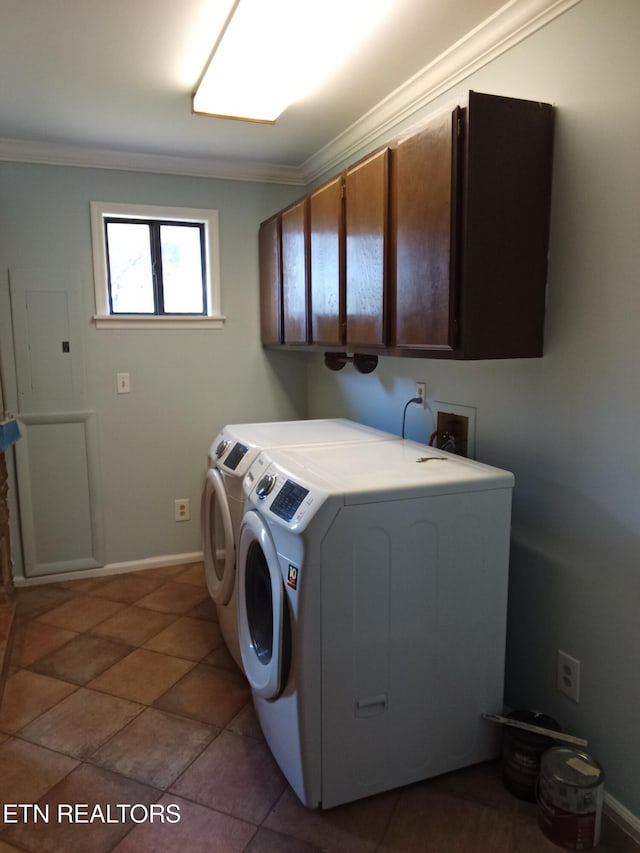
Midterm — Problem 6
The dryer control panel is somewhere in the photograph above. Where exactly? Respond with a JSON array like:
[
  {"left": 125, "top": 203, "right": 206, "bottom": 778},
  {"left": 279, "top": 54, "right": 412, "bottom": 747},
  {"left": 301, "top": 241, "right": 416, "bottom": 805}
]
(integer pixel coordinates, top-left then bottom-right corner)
[
  {"left": 224, "top": 442, "right": 248, "bottom": 471},
  {"left": 212, "top": 436, "right": 261, "bottom": 477},
  {"left": 244, "top": 452, "right": 330, "bottom": 532},
  {"left": 270, "top": 479, "right": 309, "bottom": 522}
]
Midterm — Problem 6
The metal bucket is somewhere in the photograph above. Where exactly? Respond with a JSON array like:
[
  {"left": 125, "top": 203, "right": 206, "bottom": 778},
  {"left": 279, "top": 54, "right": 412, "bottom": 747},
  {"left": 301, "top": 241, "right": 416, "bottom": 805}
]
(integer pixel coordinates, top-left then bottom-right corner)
[
  {"left": 502, "top": 709, "right": 561, "bottom": 801},
  {"left": 537, "top": 747, "right": 604, "bottom": 850}
]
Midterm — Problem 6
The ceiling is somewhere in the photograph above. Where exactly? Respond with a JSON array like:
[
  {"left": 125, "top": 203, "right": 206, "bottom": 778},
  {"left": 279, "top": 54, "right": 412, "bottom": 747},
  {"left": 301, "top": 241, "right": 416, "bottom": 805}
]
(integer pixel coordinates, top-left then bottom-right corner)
[{"left": 0, "top": 0, "right": 570, "bottom": 183}]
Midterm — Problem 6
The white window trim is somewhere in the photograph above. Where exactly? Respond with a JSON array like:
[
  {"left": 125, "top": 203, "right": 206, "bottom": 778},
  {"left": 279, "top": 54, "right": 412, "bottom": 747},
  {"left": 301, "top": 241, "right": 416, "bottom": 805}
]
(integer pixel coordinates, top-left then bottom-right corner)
[{"left": 90, "top": 201, "right": 225, "bottom": 329}]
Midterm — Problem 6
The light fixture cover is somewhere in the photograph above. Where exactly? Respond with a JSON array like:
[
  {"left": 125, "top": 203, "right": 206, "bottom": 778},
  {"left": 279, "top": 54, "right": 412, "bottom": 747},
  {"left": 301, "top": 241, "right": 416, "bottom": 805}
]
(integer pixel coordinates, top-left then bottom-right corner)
[{"left": 192, "top": 0, "right": 393, "bottom": 123}]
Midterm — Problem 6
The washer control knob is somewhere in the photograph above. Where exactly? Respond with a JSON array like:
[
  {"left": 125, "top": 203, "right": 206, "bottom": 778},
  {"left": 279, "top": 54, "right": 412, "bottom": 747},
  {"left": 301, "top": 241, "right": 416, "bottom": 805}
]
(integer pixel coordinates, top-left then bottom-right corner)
[
  {"left": 256, "top": 473, "right": 277, "bottom": 499},
  {"left": 215, "top": 439, "right": 231, "bottom": 459}
]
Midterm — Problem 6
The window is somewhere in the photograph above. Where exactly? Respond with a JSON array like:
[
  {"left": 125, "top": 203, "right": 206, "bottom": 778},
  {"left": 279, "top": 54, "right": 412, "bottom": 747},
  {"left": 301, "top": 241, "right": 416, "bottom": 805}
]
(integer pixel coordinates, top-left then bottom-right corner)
[{"left": 91, "top": 202, "right": 224, "bottom": 328}]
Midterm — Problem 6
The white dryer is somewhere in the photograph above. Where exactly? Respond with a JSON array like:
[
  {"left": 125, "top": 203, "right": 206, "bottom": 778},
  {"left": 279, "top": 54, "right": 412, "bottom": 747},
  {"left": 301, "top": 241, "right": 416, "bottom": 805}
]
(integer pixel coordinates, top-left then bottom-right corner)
[
  {"left": 237, "top": 440, "right": 515, "bottom": 809},
  {"left": 200, "top": 419, "right": 397, "bottom": 670}
]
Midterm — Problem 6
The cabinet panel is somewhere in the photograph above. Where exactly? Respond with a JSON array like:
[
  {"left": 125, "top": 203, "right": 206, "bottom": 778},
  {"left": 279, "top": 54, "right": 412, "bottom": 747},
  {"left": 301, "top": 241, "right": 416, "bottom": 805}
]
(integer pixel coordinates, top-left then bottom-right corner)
[
  {"left": 309, "top": 174, "right": 345, "bottom": 345},
  {"left": 345, "top": 148, "right": 389, "bottom": 348},
  {"left": 258, "top": 215, "right": 282, "bottom": 345},
  {"left": 460, "top": 91, "right": 554, "bottom": 358},
  {"left": 282, "top": 199, "right": 309, "bottom": 344},
  {"left": 391, "top": 110, "right": 458, "bottom": 350}
]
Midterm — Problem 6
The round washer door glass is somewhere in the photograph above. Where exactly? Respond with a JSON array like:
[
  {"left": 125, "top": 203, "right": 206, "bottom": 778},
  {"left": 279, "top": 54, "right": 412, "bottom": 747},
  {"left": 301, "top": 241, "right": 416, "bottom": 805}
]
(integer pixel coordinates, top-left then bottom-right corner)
[
  {"left": 237, "top": 510, "right": 285, "bottom": 699},
  {"left": 201, "top": 467, "right": 235, "bottom": 604}
]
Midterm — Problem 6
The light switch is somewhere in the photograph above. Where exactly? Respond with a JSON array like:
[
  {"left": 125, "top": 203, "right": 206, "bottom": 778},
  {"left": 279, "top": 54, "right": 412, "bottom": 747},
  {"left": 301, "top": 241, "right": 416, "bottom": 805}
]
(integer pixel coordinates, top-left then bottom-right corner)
[{"left": 117, "top": 372, "right": 130, "bottom": 394}]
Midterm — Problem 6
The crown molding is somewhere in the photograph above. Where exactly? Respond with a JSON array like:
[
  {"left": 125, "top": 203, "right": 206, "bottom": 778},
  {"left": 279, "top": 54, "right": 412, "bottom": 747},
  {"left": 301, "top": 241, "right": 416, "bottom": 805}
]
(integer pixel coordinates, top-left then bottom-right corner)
[
  {"left": 0, "top": 137, "right": 306, "bottom": 185},
  {"left": 301, "top": 0, "right": 582, "bottom": 182},
  {"left": 0, "top": 0, "right": 580, "bottom": 186}
]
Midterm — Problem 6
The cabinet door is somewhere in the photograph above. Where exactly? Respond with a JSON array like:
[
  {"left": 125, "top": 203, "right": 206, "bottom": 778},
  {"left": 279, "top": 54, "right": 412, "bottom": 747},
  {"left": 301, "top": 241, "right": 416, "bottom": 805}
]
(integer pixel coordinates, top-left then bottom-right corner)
[
  {"left": 391, "top": 109, "right": 459, "bottom": 350},
  {"left": 345, "top": 148, "right": 389, "bottom": 347},
  {"left": 258, "top": 214, "right": 283, "bottom": 345},
  {"left": 461, "top": 91, "right": 554, "bottom": 358},
  {"left": 281, "top": 199, "right": 309, "bottom": 344},
  {"left": 309, "top": 174, "right": 345, "bottom": 345}
]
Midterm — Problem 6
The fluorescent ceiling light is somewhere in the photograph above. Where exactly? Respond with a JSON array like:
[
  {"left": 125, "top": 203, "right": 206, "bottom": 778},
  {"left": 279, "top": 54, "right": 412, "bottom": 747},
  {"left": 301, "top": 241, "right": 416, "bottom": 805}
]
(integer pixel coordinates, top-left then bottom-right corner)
[{"left": 192, "top": 0, "right": 393, "bottom": 123}]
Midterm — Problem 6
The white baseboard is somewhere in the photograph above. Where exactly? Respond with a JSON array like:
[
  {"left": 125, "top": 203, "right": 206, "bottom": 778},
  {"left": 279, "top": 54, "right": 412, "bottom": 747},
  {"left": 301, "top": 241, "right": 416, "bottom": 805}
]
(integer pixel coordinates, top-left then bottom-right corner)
[
  {"left": 13, "top": 552, "right": 204, "bottom": 587},
  {"left": 605, "top": 792, "right": 640, "bottom": 844}
]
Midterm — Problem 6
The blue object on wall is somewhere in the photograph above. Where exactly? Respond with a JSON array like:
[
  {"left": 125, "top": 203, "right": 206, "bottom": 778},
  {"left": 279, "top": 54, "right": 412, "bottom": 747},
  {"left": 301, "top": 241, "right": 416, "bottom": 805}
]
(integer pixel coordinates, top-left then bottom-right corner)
[{"left": 0, "top": 419, "right": 21, "bottom": 451}]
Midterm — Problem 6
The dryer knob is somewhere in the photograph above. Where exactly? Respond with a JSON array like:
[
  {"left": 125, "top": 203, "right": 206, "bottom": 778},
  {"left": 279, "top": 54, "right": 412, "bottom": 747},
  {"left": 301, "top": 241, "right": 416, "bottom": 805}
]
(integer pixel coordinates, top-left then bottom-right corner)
[
  {"left": 256, "top": 473, "right": 277, "bottom": 499},
  {"left": 215, "top": 439, "right": 231, "bottom": 459}
]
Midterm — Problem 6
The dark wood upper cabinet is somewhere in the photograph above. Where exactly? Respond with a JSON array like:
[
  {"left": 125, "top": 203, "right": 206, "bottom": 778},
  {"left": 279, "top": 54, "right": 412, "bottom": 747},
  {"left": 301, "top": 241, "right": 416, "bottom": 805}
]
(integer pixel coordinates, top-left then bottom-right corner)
[
  {"left": 456, "top": 91, "right": 554, "bottom": 359},
  {"left": 309, "top": 174, "right": 345, "bottom": 345},
  {"left": 345, "top": 148, "right": 389, "bottom": 348},
  {"left": 258, "top": 214, "right": 282, "bottom": 346},
  {"left": 281, "top": 198, "right": 310, "bottom": 345},
  {"left": 390, "top": 109, "right": 458, "bottom": 352},
  {"left": 258, "top": 91, "right": 555, "bottom": 360},
  {"left": 391, "top": 92, "right": 554, "bottom": 358}
]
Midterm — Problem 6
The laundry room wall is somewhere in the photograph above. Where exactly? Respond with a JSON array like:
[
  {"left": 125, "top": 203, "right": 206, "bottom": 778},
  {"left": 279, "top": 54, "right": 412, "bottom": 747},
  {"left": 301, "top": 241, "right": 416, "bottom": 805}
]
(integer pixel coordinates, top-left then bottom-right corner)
[
  {"left": 0, "top": 163, "right": 305, "bottom": 575},
  {"left": 305, "top": 0, "right": 640, "bottom": 830}
]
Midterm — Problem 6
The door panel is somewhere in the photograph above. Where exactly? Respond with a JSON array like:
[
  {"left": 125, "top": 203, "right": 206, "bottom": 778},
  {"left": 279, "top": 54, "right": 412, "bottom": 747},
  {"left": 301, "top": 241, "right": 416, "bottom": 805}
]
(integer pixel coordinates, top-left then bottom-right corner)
[
  {"left": 309, "top": 175, "right": 345, "bottom": 345},
  {"left": 11, "top": 269, "right": 86, "bottom": 413},
  {"left": 345, "top": 148, "right": 389, "bottom": 347},
  {"left": 9, "top": 268, "right": 104, "bottom": 577},
  {"left": 15, "top": 412, "right": 104, "bottom": 575},
  {"left": 281, "top": 200, "right": 309, "bottom": 344},
  {"left": 391, "top": 110, "right": 457, "bottom": 349},
  {"left": 258, "top": 215, "right": 283, "bottom": 345}
]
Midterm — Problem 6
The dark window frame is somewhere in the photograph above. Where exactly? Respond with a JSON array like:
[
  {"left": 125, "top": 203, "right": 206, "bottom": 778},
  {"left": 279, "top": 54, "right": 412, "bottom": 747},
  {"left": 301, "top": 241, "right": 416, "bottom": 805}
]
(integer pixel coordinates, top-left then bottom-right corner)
[{"left": 104, "top": 217, "right": 207, "bottom": 317}]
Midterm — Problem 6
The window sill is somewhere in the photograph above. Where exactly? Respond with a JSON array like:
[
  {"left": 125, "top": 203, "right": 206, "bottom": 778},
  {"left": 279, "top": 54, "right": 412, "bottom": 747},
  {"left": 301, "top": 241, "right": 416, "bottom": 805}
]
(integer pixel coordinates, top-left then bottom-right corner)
[{"left": 93, "top": 314, "right": 226, "bottom": 330}]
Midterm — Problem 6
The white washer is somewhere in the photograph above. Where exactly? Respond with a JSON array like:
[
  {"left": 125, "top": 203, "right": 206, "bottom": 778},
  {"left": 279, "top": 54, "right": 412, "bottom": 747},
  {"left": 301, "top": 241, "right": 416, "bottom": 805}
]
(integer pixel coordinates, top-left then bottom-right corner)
[
  {"left": 200, "top": 419, "right": 397, "bottom": 670},
  {"left": 237, "top": 440, "right": 515, "bottom": 809}
]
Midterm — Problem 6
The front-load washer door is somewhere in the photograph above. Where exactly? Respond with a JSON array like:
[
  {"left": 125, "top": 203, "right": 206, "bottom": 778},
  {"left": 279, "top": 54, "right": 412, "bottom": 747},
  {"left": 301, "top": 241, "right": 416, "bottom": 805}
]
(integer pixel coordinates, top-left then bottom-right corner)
[
  {"left": 201, "top": 468, "right": 235, "bottom": 605},
  {"left": 237, "top": 510, "right": 288, "bottom": 699}
]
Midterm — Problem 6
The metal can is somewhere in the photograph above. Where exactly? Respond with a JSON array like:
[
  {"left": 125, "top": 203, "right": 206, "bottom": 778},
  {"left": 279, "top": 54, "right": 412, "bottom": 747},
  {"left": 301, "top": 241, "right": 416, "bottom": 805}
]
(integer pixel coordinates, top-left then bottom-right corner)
[
  {"left": 537, "top": 747, "right": 604, "bottom": 850},
  {"left": 502, "top": 709, "right": 562, "bottom": 801}
]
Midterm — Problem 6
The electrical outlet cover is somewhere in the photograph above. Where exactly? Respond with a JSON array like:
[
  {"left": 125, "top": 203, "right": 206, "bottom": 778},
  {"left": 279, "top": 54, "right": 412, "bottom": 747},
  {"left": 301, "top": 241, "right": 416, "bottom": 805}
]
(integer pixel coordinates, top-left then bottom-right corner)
[
  {"left": 174, "top": 499, "right": 190, "bottom": 522},
  {"left": 557, "top": 650, "right": 580, "bottom": 703}
]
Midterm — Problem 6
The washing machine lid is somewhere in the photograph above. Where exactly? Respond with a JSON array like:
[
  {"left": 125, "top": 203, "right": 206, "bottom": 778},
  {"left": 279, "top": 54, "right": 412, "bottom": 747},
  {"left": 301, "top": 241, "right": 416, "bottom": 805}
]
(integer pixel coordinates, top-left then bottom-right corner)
[
  {"left": 245, "top": 439, "right": 514, "bottom": 531},
  {"left": 201, "top": 468, "right": 236, "bottom": 604},
  {"left": 210, "top": 419, "right": 397, "bottom": 476}
]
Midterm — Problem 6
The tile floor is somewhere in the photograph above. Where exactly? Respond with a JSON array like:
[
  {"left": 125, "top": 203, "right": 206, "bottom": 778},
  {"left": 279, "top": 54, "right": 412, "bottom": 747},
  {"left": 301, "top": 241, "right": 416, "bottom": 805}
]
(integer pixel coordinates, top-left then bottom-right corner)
[{"left": 0, "top": 562, "right": 637, "bottom": 852}]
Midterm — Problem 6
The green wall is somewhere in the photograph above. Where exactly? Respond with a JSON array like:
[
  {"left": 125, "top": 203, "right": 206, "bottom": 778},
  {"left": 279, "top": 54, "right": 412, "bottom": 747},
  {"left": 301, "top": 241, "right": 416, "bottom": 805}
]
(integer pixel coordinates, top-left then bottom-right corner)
[{"left": 0, "top": 164, "right": 305, "bottom": 567}]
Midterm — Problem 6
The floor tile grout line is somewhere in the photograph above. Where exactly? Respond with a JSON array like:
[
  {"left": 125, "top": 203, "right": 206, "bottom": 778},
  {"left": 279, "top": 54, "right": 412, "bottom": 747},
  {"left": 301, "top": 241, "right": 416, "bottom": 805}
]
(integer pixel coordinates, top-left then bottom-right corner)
[
  {"left": 164, "top": 771, "right": 276, "bottom": 829},
  {"left": 0, "top": 669, "right": 82, "bottom": 738},
  {"left": 16, "top": 606, "right": 224, "bottom": 675},
  {"left": 17, "top": 575, "right": 210, "bottom": 631},
  {"left": 4, "top": 655, "right": 258, "bottom": 783},
  {"left": 7, "top": 698, "right": 239, "bottom": 799},
  {"left": 373, "top": 788, "right": 404, "bottom": 853}
]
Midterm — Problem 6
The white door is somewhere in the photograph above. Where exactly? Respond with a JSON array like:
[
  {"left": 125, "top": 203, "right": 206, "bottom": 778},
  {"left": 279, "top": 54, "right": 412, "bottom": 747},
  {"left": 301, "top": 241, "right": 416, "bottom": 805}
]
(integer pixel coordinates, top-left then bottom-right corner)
[{"left": 9, "top": 268, "right": 104, "bottom": 576}]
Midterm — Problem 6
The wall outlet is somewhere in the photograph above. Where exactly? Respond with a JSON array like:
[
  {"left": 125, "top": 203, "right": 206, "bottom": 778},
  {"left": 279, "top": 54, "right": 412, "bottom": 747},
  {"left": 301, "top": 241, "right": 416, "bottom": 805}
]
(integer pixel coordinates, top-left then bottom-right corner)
[
  {"left": 416, "top": 382, "right": 426, "bottom": 408},
  {"left": 174, "top": 498, "right": 190, "bottom": 522},
  {"left": 557, "top": 649, "right": 581, "bottom": 703}
]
